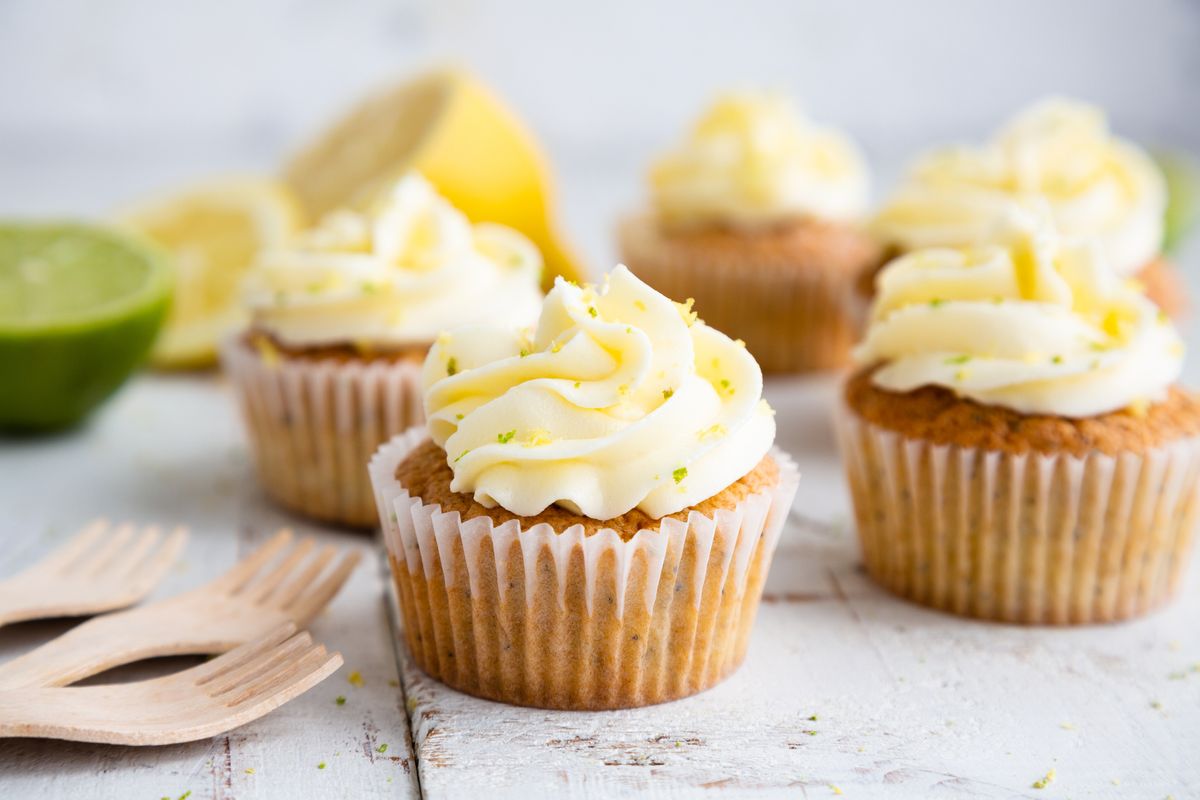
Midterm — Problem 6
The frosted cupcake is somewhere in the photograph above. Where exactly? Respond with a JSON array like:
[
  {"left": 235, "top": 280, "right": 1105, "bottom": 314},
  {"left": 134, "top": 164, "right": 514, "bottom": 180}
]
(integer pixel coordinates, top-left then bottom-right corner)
[
  {"left": 619, "top": 91, "right": 881, "bottom": 373},
  {"left": 369, "top": 265, "right": 797, "bottom": 708},
  {"left": 223, "top": 172, "right": 543, "bottom": 527},
  {"left": 872, "top": 98, "right": 1182, "bottom": 315},
  {"left": 838, "top": 208, "right": 1200, "bottom": 624}
]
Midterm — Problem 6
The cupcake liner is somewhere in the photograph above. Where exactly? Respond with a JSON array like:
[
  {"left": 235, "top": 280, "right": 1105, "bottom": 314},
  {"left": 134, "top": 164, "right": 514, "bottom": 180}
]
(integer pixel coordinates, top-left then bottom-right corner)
[
  {"left": 618, "top": 217, "right": 867, "bottom": 373},
  {"left": 369, "top": 428, "right": 799, "bottom": 709},
  {"left": 222, "top": 338, "right": 425, "bottom": 528},
  {"left": 835, "top": 397, "right": 1200, "bottom": 624}
]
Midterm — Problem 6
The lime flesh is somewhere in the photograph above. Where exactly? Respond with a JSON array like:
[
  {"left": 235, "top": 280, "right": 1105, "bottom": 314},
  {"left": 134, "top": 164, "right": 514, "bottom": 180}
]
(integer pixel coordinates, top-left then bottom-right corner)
[{"left": 0, "top": 223, "right": 172, "bottom": 431}]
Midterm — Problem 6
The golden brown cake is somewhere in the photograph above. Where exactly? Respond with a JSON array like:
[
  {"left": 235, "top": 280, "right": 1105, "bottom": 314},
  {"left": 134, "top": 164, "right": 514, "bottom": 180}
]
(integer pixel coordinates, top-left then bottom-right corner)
[
  {"left": 837, "top": 210, "right": 1200, "bottom": 624},
  {"left": 370, "top": 265, "right": 798, "bottom": 708}
]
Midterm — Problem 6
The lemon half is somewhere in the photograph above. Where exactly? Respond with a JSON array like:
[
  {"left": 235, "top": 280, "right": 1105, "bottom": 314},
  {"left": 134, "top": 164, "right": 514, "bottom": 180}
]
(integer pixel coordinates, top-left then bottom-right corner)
[
  {"left": 283, "top": 68, "right": 587, "bottom": 290},
  {"left": 119, "top": 177, "right": 302, "bottom": 368}
]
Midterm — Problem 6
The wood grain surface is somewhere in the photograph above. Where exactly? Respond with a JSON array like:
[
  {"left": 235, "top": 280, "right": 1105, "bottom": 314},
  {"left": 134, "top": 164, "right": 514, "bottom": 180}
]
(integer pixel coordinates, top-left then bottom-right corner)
[{"left": 0, "top": 373, "right": 1198, "bottom": 799}]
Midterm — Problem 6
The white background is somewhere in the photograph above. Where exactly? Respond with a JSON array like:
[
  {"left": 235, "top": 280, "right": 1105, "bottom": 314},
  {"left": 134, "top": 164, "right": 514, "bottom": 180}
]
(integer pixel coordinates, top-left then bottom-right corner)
[{"left": 2, "top": 0, "right": 1198, "bottom": 264}]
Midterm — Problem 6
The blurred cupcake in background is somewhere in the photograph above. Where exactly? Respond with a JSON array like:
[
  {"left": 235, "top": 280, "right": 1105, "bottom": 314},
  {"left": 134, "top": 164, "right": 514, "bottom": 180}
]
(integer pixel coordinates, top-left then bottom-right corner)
[
  {"left": 871, "top": 98, "right": 1185, "bottom": 316},
  {"left": 619, "top": 91, "right": 882, "bottom": 373},
  {"left": 370, "top": 265, "right": 797, "bottom": 709},
  {"left": 838, "top": 206, "right": 1200, "bottom": 624},
  {"left": 223, "top": 171, "right": 544, "bottom": 527}
]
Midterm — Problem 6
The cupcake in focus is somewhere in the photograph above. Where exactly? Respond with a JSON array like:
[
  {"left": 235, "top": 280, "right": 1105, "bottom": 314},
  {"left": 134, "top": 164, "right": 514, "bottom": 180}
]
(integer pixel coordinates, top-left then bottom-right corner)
[
  {"left": 871, "top": 98, "right": 1184, "bottom": 316},
  {"left": 838, "top": 207, "right": 1200, "bottom": 624},
  {"left": 619, "top": 91, "right": 882, "bottom": 373},
  {"left": 370, "top": 265, "right": 797, "bottom": 708},
  {"left": 223, "top": 172, "right": 543, "bottom": 527}
]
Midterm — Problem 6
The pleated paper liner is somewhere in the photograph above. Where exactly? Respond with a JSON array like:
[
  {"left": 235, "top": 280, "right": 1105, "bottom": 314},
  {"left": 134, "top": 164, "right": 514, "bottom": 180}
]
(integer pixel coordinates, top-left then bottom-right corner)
[
  {"left": 617, "top": 215, "right": 878, "bottom": 374},
  {"left": 835, "top": 398, "right": 1200, "bottom": 624},
  {"left": 369, "top": 428, "right": 799, "bottom": 709},
  {"left": 222, "top": 337, "right": 425, "bottom": 528}
]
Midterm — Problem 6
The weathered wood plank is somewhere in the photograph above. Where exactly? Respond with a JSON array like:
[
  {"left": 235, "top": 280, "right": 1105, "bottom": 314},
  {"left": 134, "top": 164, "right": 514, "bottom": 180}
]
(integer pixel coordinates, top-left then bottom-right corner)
[{"left": 0, "top": 377, "right": 420, "bottom": 800}]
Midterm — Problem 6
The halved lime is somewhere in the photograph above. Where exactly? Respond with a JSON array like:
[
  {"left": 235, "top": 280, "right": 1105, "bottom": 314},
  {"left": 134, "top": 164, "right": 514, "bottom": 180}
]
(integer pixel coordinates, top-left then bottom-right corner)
[{"left": 0, "top": 222, "right": 173, "bottom": 431}]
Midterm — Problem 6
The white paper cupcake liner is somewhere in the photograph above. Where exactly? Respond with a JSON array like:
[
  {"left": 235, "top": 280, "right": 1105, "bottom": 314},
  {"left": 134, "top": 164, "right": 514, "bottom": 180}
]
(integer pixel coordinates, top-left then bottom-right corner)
[
  {"left": 835, "top": 397, "right": 1200, "bottom": 624},
  {"left": 222, "top": 337, "right": 425, "bottom": 528},
  {"left": 369, "top": 427, "right": 799, "bottom": 709}
]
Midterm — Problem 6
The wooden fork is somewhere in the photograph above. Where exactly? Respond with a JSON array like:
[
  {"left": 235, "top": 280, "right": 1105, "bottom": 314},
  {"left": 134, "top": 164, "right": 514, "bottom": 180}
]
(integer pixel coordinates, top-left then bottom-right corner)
[
  {"left": 0, "top": 623, "right": 342, "bottom": 745},
  {"left": 0, "top": 520, "right": 187, "bottom": 627},
  {"left": 0, "top": 529, "right": 360, "bottom": 690}
]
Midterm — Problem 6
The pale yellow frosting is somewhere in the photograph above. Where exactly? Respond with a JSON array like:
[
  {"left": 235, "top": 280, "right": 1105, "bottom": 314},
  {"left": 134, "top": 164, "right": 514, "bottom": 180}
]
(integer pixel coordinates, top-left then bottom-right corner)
[
  {"left": 422, "top": 265, "right": 777, "bottom": 520},
  {"left": 857, "top": 207, "right": 1183, "bottom": 417},
  {"left": 649, "top": 91, "right": 869, "bottom": 228},
  {"left": 874, "top": 98, "right": 1166, "bottom": 277},
  {"left": 243, "top": 172, "right": 543, "bottom": 347}
]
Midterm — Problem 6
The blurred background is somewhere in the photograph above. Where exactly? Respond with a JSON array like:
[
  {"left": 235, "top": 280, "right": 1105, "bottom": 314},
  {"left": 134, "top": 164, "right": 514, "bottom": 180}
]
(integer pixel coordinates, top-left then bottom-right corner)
[{"left": 2, "top": 0, "right": 1198, "bottom": 264}]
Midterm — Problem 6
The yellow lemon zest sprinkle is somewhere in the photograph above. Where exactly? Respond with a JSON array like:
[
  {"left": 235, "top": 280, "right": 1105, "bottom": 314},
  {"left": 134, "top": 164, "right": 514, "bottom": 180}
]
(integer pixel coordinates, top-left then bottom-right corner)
[
  {"left": 524, "top": 429, "right": 553, "bottom": 447},
  {"left": 254, "top": 336, "right": 280, "bottom": 368}
]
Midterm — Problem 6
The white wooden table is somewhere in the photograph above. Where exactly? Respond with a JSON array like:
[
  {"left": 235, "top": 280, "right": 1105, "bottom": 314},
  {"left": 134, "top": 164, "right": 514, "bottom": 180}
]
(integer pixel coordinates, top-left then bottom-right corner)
[{"left": 2, "top": 369, "right": 1199, "bottom": 799}]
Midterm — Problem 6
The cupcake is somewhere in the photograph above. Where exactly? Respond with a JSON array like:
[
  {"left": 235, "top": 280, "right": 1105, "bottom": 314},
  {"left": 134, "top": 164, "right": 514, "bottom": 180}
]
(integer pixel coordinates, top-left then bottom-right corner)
[
  {"left": 223, "top": 172, "right": 544, "bottom": 527},
  {"left": 369, "top": 265, "right": 797, "bottom": 708},
  {"left": 838, "top": 207, "right": 1200, "bottom": 624},
  {"left": 618, "top": 91, "right": 882, "bottom": 373},
  {"left": 871, "top": 98, "right": 1183, "bottom": 316}
]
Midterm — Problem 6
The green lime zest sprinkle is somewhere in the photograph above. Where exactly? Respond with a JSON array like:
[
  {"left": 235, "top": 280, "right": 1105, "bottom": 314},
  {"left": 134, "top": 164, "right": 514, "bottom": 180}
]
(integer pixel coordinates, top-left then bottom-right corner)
[
  {"left": 519, "top": 348, "right": 530, "bottom": 357},
  {"left": 808, "top": 714, "right": 819, "bottom": 721},
  {"left": 930, "top": 298, "right": 946, "bottom": 308},
  {"left": 361, "top": 282, "right": 378, "bottom": 294},
  {"left": 944, "top": 354, "right": 971, "bottom": 365},
  {"left": 573, "top": 381, "right": 581, "bottom": 388},
  {"left": 673, "top": 467, "right": 688, "bottom": 484},
  {"left": 335, "top": 695, "right": 346, "bottom": 706},
  {"left": 588, "top": 306, "right": 598, "bottom": 317},
  {"left": 454, "top": 449, "right": 470, "bottom": 463},
  {"left": 377, "top": 743, "right": 389, "bottom": 753},
  {"left": 446, "top": 357, "right": 458, "bottom": 376},
  {"left": 455, "top": 413, "right": 463, "bottom": 420},
  {"left": 178, "top": 793, "right": 192, "bottom": 800},
  {"left": 1052, "top": 355, "right": 1064, "bottom": 364},
  {"left": 497, "top": 430, "right": 516, "bottom": 444},
  {"left": 317, "top": 762, "right": 326, "bottom": 770},
  {"left": 662, "top": 388, "right": 674, "bottom": 400}
]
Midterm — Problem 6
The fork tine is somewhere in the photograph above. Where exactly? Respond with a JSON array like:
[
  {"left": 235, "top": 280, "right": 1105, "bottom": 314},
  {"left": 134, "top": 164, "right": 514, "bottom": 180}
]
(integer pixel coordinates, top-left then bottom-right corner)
[
  {"left": 205, "top": 632, "right": 316, "bottom": 697},
  {"left": 123, "top": 526, "right": 187, "bottom": 590},
  {"left": 286, "top": 549, "right": 362, "bottom": 625},
  {"left": 213, "top": 529, "right": 294, "bottom": 593},
  {"left": 109, "top": 525, "right": 161, "bottom": 576},
  {"left": 193, "top": 622, "right": 299, "bottom": 684},
  {"left": 243, "top": 538, "right": 317, "bottom": 602},
  {"left": 267, "top": 545, "right": 336, "bottom": 608},
  {"left": 38, "top": 519, "right": 110, "bottom": 572},
  {"left": 80, "top": 522, "right": 137, "bottom": 574},
  {"left": 222, "top": 643, "right": 336, "bottom": 708}
]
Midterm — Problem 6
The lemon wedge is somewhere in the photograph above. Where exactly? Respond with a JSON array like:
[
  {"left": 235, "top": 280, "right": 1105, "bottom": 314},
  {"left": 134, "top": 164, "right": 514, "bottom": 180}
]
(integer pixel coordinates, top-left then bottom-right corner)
[
  {"left": 283, "top": 68, "right": 587, "bottom": 290},
  {"left": 118, "top": 177, "right": 302, "bottom": 368}
]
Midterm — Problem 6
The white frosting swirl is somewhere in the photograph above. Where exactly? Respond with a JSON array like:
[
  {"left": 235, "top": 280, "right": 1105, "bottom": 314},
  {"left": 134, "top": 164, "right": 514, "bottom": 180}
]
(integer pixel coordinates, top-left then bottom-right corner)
[
  {"left": 649, "top": 91, "right": 869, "bottom": 228},
  {"left": 856, "top": 208, "right": 1183, "bottom": 417},
  {"left": 422, "top": 265, "right": 777, "bottom": 520},
  {"left": 243, "top": 172, "right": 543, "bottom": 347},
  {"left": 873, "top": 98, "right": 1167, "bottom": 277}
]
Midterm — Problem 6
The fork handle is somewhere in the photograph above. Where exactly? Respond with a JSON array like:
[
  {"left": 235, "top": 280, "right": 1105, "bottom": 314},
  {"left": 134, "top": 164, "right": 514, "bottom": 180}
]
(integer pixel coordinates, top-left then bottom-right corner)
[{"left": 0, "top": 606, "right": 226, "bottom": 690}]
